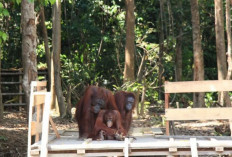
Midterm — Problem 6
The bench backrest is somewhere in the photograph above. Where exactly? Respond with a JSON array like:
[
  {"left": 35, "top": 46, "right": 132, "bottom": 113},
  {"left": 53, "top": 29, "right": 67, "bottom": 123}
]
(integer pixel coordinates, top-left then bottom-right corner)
[
  {"left": 164, "top": 80, "right": 232, "bottom": 136},
  {"left": 165, "top": 80, "right": 232, "bottom": 93}
]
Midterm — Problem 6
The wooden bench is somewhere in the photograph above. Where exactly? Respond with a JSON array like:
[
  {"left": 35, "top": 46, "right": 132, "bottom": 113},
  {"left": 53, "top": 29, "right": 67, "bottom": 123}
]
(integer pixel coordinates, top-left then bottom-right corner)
[{"left": 164, "top": 80, "right": 232, "bottom": 136}]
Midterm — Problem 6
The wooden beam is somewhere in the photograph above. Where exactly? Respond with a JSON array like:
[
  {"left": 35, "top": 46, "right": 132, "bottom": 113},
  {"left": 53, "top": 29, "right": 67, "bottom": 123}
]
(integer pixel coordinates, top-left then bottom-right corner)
[
  {"left": 165, "top": 80, "right": 232, "bottom": 93},
  {"left": 165, "top": 108, "right": 232, "bottom": 120},
  {"left": 190, "top": 138, "right": 198, "bottom": 157},
  {"left": 34, "top": 95, "right": 45, "bottom": 106},
  {"left": 31, "top": 121, "right": 42, "bottom": 135}
]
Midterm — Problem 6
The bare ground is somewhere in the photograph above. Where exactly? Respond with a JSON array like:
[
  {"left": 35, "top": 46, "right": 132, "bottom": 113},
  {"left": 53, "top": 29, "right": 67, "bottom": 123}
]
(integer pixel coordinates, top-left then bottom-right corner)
[{"left": 0, "top": 111, "right": 229, "bottom": 157}]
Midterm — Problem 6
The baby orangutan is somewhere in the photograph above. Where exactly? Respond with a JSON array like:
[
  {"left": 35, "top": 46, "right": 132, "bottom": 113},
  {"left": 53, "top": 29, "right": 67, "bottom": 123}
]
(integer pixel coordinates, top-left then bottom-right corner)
[{"left": 88, "top": 110, "right": 126, "bottom": 141}]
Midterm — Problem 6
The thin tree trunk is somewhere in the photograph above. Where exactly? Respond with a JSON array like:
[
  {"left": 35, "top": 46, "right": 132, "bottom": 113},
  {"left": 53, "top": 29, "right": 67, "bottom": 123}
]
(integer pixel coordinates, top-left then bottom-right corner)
[
  {"left": 21, "top": 0, "right": 38, "bottom": 115},
  {"left": 190, "top": 0, "right": 205, "bottom": 107},
  {"left": 215, "top": 0, "right": 231, "bottom": 106},
  {"left": 40, "top": 5, "right": 51, "bottom": 91},
  {"left": 52, "top": 0, "right": 66, "bottom": 117},
  {"left": 124, "top": 0, "right": 135, "bottom": 82},
  {"left": 0, "top": 47, "right": 3, "bottom": 120},
  {"left": 158, "top": 0, "right": 164, "bottom": 100},
  {"left": 226, "top": 0, "right": 232, "bottom": 82},
  {"left": 175, "top": 0, "right": 183, "bottom": 81},
  {"left": 140, "top": 83, "right": 146, "bottom": 117},
  {"left": 66, "top": 84, "right": 72, "bottom": 117}
]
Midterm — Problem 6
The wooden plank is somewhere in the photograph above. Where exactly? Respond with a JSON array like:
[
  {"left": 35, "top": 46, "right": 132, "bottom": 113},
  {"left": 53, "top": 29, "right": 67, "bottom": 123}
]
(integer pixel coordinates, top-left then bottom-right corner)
[
  {"left": 49, "top": 117, "right": 60, "bottom": 139},
  {"left": 131, "top": 127, "right": 163, "bottom": 136},
  {"left": 165, "top": 108, "right": 232, "bottom": 120},
  {"left": 31, "top": 81, "right": 47, "bottom": 87},
  {"left": 34, "top": 95, "right": 45, "bottom": 106},
  {"left": 190, "top": 138, "right": 198, "bottom": 157},
  {"left": 4, "top": 103, "right": 26, "bottom": 106},
  {"left": 31, "top": 121, "right": 42, "bottom": 135},
  {"left": 229, "top": 119, "right": 232, "bottom": 137},
  {"left": 40, "top": 92, "right": 51, "bottom": 157},
  {"left": 165, "top": 80, "right": 232, "bottom": 93},
  {"left": 124, "top": 138, "right": 129, "bottom": 157},
  {"left": 0, "top": 82, "right": 22, "bottom": 84},
  {"left": 2, "top": 93, "right": 24, "bottom": 96}
]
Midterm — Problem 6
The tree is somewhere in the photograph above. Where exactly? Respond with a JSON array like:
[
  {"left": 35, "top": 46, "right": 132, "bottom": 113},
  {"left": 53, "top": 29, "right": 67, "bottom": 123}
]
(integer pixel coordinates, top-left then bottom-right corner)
[
  {"left": 190, "top": 0, "right": 205, "bottom": 107},
  {"left": 158, "top": 0, "right": 164, "bottom": 100},
  {"left": 21, "top": 0, "right": 38, "bottom": 113},
  {"left": 214, "top": 0, "right": 231, "bottom": 106},
  {"left": 226, "top": 0, "right": 232, "bottom": 80},
  {"left": 0, "top": 47, "right": 2, "bottom": 120},
  {"left": 52, "top": 0, "right": 66, "bottom": 117},
  {"left": 175, "top": 0, "right": 183, "bottom": 81},
  {"left": 123, "top": 0, "right": 135, "bottom": 82},
  {"left": 0, "top": 2, "right": 9, "bottom": 120}
]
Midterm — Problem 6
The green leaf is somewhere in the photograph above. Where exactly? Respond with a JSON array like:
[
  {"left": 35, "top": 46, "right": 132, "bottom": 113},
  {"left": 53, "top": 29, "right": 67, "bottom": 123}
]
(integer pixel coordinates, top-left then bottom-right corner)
[
  {"left": 16, "top": 0, "right": 21, "bottom": 5},
  {"left": 0, "top": 3, "right": 3, "bottom": 9},
  {"left": 3, "top": 9, "right": 9, "bottom": 16},
  {"left": 2, "top": 33, "right": 8, "bottom": 41},
  {"left": 49, "top": 0, "right": 56, "bottom": 5}
]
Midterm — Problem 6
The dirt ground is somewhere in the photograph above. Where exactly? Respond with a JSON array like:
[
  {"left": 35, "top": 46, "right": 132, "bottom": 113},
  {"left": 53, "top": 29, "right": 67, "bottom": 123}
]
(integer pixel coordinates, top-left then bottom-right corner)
[{"left": 0, "top": 110, "right": 229, "bottom": 157}]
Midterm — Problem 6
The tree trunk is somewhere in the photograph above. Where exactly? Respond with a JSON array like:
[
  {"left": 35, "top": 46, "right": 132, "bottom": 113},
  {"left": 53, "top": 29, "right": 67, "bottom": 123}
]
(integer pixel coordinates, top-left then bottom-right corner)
[
  {"left": 123, "top": 0, "right": 135, "bottom": 82},
  {"left": 66, "top": 84, "right": 72, "bottom": 117},
  {"left": 175, "top": 0, "right": 183, "bottom": 81},
  {"left": 190, "top": 0, "right": 205, "bottom": 107},
  {"left": 140, "top": 83, "right": 146, "bottom": 117},
  {"left": 21, "top": 0, "right": 38, "bottom": 115},
  {"left": 40, "top": 5, "right": 51, "bottom": 91},
  {"left": 158, "top": 0, "right": 164, "bottom": 100},
  {"left": 215, "top": 0, "right": 231, "bottom": 106},
  {"left": 0, "top": 47, "right": 3, "bottom": 120},
  {"left": 52, "top": 0, "right": 66, "bottom": 117},
  {"left": 226, "top": 0, "right": 232, "bottom": 82}
]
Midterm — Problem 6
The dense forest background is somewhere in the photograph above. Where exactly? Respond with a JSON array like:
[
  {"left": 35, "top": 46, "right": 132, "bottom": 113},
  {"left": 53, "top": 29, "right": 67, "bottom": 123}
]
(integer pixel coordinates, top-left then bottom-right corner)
[{"left": 0, "top": 0, "right": 231, "bottom": 117}]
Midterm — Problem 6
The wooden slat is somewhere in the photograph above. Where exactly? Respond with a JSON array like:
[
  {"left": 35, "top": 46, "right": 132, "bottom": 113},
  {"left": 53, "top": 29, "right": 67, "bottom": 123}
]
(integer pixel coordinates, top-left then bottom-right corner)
[
  {"left": 165, "top": 80, "right": 232, "bottom": 93},
  {"left": 4, "top": 103, "right": 26, "bottom": 106},
  {"left": 49, "top": 117, "right": 60, "bottom": 139},
  {"left": 34, "top": 95, "right": 45, "bottom": 106},
  {"left": 0, "top": 82, "right": 22, "bottom": 84},
  {"left": 2, "top": 93, "right": 24, "bottom": 96},
  {"left": 31, "top": 121, "right": 42, "bottom": 135},
  {"left": 165, "top": 108, "right": 232, "bottom": 120},
  {"left": 31, "top": 81, "right": 47, "bottom": 88},
  {"left": 190, "top": 138, "right": 198, "bottom": 157},
  {"left": 40, "top": 92, "right": 52, "bottom": 157}
]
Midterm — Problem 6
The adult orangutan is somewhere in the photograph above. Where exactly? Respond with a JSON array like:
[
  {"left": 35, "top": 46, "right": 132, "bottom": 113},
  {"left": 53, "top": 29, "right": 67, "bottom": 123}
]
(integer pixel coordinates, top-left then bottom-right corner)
[
  {"left": 75, "top": 86, "right": 118, "bottom": 139},
  {"left": 88, "top": 110, "right": 126, "bottom": 141},
  {"left": 114, "top": 91, "right": 135, "bottom": 134}
]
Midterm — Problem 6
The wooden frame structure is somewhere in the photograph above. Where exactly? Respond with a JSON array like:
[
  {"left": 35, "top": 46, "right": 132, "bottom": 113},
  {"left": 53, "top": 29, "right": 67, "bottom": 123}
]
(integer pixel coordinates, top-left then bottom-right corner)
[
  {"left": 1, "top": 69, "right": 47, "bottom": 107},
  {"left": 28, "top": 80, "right": 232, "bottom": 157},
  {"left": 28, "top": 81, "right": 59, "bottom": 157},
  {"left": 165, "top": 80, "right": 232, "bottom": 135}
]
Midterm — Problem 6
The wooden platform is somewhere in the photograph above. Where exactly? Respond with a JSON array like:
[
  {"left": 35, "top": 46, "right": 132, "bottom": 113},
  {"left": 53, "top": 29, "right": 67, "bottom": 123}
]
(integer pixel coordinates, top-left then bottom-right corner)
[{"left": 30, "top": 130, "right": 232, "bottom": 157}]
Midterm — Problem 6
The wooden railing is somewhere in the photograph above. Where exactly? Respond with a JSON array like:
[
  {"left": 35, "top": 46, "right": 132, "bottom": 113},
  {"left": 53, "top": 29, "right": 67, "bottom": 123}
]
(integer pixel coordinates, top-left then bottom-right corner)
[
  {"left": 164, "top": 80, "right": 232, "bottom": 136},
  {"left": 0, "top": 69, "right": 47, "bottom": 107}
]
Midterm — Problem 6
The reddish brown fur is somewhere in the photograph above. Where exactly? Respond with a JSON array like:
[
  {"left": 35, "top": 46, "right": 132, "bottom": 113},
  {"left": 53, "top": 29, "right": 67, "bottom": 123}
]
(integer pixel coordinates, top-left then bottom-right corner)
[
  {"left": 88, "top": 110, "right": 126, "bottom": 140},
  {"left": 114, "top": 91, "right": 136, "bottom": 134},
  {"left": 75, "top": 86, "right": 118, "bottom": 138}
]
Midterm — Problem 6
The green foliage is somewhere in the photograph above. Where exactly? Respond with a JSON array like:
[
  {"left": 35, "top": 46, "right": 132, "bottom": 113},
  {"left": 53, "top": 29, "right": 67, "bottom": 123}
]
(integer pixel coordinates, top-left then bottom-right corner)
[
  {"left": 0, "top": 2, "right": 9, "bottom": 44},
  {"left": 0, "top": 0, "right": 224, "bottom": 114}
]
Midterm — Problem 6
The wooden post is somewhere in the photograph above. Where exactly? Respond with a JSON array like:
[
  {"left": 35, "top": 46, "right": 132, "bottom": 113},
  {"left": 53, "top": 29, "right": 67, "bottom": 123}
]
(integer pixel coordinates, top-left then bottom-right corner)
[
  {"left": 165, "top": 93, "right": 170, "bottom": 135},
  {"left": 124, "top": 138, "right": 129, "bottom": 157},
  {"left": 229, "top": 119, "right": 232, "bottom": 137},
  {"left": 190, "top": 138, "right": 198, "bottom": 157}
]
